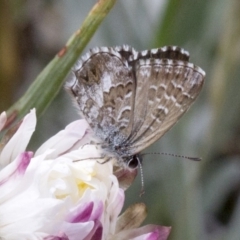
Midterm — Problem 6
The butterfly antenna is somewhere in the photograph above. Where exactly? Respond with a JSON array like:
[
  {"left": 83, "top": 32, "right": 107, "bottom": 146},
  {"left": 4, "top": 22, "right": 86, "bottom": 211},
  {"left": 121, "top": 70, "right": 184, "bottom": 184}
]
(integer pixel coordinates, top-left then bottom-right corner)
[
  {"left": 142, "top": 152, "right": 201, "bottom": 161},
  {"left": 137, "top": 158, "right": 145, "bottom": 197}
]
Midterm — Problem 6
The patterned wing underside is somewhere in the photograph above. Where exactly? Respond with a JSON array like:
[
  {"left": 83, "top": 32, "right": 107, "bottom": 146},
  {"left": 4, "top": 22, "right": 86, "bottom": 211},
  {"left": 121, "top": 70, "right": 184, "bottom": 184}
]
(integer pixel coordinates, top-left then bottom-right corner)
[
  {"left": 67, "top": 45, "right": 205, "bottom": 158},
  {"left": 127, "top": 57, "right": 204, "bottom": 154},
  {"left": 68, "top": 47, "right": 136, "bottom": 143}
]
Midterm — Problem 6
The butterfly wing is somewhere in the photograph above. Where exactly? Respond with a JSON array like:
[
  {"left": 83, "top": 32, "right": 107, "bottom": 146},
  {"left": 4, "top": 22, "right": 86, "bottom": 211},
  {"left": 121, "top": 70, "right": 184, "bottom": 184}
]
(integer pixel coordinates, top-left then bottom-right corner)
[
  {"left": 66, "top": 46, "right": 137, "bottom": 144},
  {"left": 126, "top": 48, "right": 205, "bottom": 154},
  {"left": 66, "top": 45, "right": 205, "bottom": 157}
]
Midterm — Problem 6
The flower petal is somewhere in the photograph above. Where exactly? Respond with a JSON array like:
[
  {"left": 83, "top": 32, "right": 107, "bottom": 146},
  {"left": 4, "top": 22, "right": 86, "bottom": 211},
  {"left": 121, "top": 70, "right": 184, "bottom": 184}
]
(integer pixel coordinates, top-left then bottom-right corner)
[
  {"left": 57, "top": 220, "right": 97, "bottom": 240},
  {"left": 0, "top": 151, "right": 33, "bottom": 186},
  {"left": 0, "top": 109, "right": 36, "bottom": 167},
  {"left": 85, "top": 220, "right": 103, "bottom": 240},
  {"left": 0, "top": 110, "right": 166, "bottom": 240},
  {"left": 116, "top": 203, "right": 147, "bottom": 233},
  {"left": 104, "top": 177, "right": 124, "bottom": 236},
  {"left": 112, "top": 225, "right": 171, "bottom": 240},
  {"left": 114, "top": 165, "right": 138, "bottom": 190},
  {"left": 44, "top": 232, "right": 69, "bottom": 240},
  {"left": 0, "top": 111, "right": 7, "bottom": 131},
  {"left": 35, "top": 120, "right": 93, "bottom": 159},
  {"left": 66, "top": 201, "right": 103, "bottom": 223}
]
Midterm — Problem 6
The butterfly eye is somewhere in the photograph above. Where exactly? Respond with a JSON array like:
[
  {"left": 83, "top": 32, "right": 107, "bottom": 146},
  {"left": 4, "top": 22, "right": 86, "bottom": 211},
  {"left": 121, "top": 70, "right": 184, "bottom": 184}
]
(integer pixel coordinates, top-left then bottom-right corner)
[{"left": 127, "top": 155, "right": 142, "bottom": 169}]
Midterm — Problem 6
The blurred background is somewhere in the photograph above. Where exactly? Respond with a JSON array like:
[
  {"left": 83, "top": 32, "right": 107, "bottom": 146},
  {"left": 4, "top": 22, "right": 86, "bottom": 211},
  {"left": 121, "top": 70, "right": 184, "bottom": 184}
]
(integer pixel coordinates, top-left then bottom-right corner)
[{"left": 1, "top": 0, "right": 240, "bottom": 239}]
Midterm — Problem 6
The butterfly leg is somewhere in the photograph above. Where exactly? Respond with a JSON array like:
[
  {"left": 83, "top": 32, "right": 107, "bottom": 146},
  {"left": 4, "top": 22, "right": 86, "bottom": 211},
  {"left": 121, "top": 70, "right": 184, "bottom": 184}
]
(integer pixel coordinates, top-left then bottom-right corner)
[{"left": 97, "top": 156, "right": 112, "bottom": 164}]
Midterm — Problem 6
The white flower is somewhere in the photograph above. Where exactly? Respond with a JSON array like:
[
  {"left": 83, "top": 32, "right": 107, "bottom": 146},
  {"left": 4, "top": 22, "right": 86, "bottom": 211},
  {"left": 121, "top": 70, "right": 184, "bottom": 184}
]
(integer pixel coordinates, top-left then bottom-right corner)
[{"left": 0, "top": 110, "right": 171, "bottom": 240}]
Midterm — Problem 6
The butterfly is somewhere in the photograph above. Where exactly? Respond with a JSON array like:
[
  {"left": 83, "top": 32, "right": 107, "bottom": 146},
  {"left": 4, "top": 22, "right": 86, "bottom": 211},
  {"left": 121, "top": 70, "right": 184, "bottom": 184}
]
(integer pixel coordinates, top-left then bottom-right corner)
[{"left": 66, "top": 45, "right": 205, "bottom": 169}]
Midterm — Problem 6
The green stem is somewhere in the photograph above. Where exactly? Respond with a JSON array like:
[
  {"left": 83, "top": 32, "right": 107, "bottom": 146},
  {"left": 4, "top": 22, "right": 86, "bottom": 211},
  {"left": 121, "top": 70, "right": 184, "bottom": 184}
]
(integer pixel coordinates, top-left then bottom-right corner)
[{"left": 6, "top": 0, "right": 116, "bottom": 127}]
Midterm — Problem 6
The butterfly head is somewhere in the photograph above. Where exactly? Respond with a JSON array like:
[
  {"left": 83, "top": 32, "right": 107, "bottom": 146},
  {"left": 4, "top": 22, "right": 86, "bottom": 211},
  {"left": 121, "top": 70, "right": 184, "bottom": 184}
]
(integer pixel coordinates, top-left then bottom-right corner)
[{"left": 122, "top": 154, "right": 142, "bottom": 169}]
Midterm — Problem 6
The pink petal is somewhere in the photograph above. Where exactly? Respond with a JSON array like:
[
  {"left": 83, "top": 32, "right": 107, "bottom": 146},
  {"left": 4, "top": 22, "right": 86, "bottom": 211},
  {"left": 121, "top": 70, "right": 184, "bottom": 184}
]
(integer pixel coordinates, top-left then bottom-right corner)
[
  {"left": 69, "top": 202, "right": 94, "bottom": 223},
  {"left": 67, "top": 201, "right": 103, "bottom": 223},
  {"left": 113, "top": 225, "right": 171, "bottom": 240},
  {"left": 0, "top": 109, "right": 36, "bottom": 167},
  {"left": 56, "top": 220, "right": 103, "bottom": 240},
  {"left": 0, "top": 151, "right": 33, "bottom": 185},
  {"left": 89, "top": 201, "right": 103, "bottom": 222},
  {"left": 56, "top": 201, "right": 104, "bottom": 239},
  {"left": 85, "top": 220, "right": 102, "bottom": 240},
  {"left": 44, "top": 232, "right": 69, "bottom": 240},
  {"left": 57, "top": 221, "right": 95, "bottom": 240},
  {"left": 135, "top": 225, "right": 172, "bottom": 240}
]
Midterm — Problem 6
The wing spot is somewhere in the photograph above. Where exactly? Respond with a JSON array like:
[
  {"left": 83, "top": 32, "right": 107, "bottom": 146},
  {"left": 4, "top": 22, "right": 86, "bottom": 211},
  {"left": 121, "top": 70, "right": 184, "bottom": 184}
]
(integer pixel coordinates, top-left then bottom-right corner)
[
  {"left": 164, "top": 93, "right": 170, "bottom": 100},
  {"left": 148, "top": 87, "right": 157, "bottom": 103},
  {"left": 117, "top": 107, "right": 131, "bottom": 121},
  {"left": 156, "top": 85, "right": 166, "bottom": 100}
]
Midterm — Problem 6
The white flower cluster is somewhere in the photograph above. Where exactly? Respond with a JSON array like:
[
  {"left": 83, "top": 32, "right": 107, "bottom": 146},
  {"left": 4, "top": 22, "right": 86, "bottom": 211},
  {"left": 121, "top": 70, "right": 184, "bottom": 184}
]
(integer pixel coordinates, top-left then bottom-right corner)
[{"left": 0, "top": 110, "right": 170, "bottom": 240}]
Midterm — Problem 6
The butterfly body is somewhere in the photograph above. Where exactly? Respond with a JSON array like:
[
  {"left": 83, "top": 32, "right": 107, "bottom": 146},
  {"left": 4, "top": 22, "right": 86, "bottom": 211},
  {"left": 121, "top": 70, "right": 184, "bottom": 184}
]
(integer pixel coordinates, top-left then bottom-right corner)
[{"left": 66, "top": 45, "right": 205, "bottom": 168}]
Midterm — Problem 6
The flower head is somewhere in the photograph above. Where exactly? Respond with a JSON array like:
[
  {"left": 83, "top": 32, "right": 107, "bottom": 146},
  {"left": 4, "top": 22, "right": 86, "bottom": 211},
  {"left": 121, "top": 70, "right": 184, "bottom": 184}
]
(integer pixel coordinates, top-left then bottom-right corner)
[{"left": 0, "top": 110, "right": 171, "bottom": 240}]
